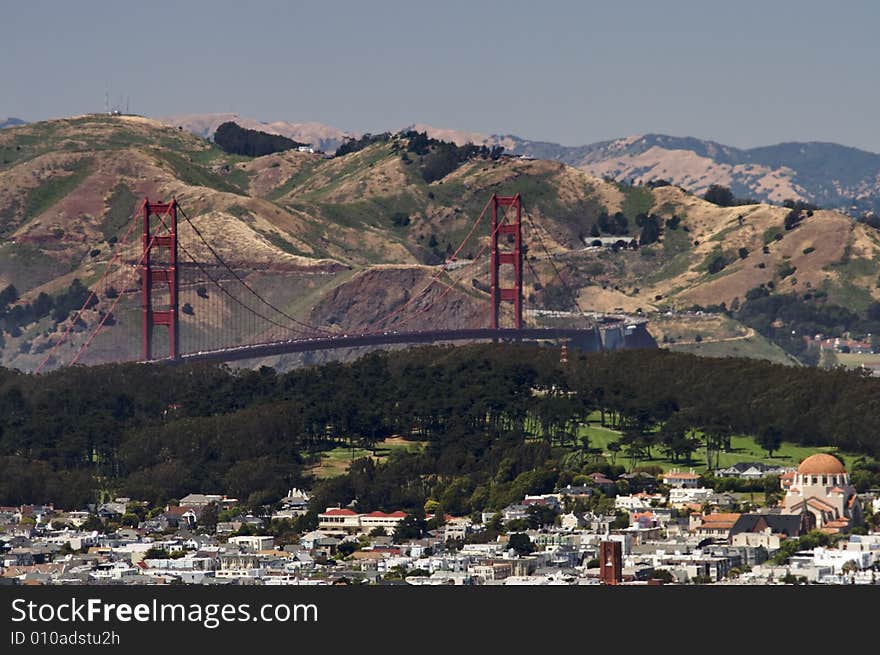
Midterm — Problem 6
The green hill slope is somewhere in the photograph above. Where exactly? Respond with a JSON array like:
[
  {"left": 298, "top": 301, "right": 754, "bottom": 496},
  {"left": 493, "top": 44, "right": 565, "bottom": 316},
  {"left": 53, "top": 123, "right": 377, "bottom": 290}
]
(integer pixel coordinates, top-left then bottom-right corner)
[{"left": 2, "top": 116, "right": 880, "bottom": 370}]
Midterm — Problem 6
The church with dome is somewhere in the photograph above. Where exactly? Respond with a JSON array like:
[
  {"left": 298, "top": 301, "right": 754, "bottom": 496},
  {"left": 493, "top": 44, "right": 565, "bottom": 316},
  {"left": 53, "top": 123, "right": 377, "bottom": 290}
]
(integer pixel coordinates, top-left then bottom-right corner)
[{"left": 782, "top": 453, "right": 862, "bottom": 533}]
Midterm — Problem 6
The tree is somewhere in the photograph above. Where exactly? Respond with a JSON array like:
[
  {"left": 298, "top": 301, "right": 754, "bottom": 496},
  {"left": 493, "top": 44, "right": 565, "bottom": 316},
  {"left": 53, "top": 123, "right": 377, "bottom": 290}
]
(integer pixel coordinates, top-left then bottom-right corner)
[
  {"left": 651, "top": 569, "right": 674, "bottom": 583},
  {"left": 756, "top": 425, "right": 783, "bottom": 458},
  {"left": 393, "top": 509, "right": 427, "bottom": 542},
  {"left": 120, "top": 513, "right": 140, "bottom": 528},
  {"left": 841, "top": 560, "right": 859, "bottom": 574},
  {"left": 144, "top": 547, "right": 170, "bottom": 559},
  {"left": 703, "top": 185, "right": 735, "bottom": 207},
  {"left": 0, "top": 284, "right": 19, "bottom": 308},
  {"left": 607, "top": 441, "right": 621, "bottom": 465},
  {"left": 526, "top": 503, "right": 558, "bottom": 528},
  {"left": 337, "top": 541, "right": 360, "bottom": 558},
  {"left": 638, "top": 214, "right": 662, "bottom": 246},
  {"left": 80, "top": 514, "right": 104, "bottom": 532},
  {"left": 199, "top": 502, "right": 219, "bottom": 533},
  {"left": 507, "top": 532, "right": 535, "bottom": 556},
  {"left": 707, "top": 253, "right": 728, "bottom": 275}
]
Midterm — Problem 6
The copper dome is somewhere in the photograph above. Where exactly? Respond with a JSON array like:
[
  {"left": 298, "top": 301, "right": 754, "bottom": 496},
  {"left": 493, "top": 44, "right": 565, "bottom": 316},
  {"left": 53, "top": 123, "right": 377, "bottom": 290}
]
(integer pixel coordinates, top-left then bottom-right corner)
[{"left": 797, "top": 453, "right": 846, "bottom": 475}]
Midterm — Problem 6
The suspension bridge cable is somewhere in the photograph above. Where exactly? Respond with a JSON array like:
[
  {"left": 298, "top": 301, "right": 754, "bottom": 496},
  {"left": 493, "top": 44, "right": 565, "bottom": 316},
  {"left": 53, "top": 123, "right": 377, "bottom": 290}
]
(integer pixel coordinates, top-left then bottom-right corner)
[
  {"left": 69, "top": 208, "right": 312, "bottom": 366},
  {"left": 147, "top": 208, "right": 317, "bottom": 340},
  {"left": 35, "top": 212, "right": 142, "bottom": 373},
  {"left": 176, "top": 205, "right": 333, "bottom": 336},
  {"left": 523, "top": 209, "right": 585, "bottom": 314},
  {"left": 175, "top": 240, "right": 315, "bottom": 338},
  {"left": 370, "top": 200, "right": 516, "bottom": 333},
  {"left": 362, "top": 195, "right": 495, "bottom": 330},
  {"left": 67, "top": 233, "right": 161, "bottom": 366}
]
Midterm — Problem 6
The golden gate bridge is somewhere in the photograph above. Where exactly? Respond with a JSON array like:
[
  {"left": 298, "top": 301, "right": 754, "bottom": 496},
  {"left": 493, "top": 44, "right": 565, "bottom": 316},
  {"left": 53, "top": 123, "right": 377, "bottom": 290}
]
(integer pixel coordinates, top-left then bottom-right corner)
[{"left": 35, "top": 193, "right": 655, "bottom": 372}]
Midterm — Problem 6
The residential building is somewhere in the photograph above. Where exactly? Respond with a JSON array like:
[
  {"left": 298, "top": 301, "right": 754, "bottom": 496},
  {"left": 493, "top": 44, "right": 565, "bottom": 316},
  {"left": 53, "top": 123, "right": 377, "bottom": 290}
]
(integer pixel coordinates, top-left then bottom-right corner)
[
  {"left": 689, "top": 513, "right": 741, "bottom": 541},
  {"left": 729, "top": 513, "right": 809, "bottom": 550},
  {"left": 359, "top": 511, "right": 407, "bottom": 535},
  {"left": 669, "top": 487, "right": 715, "bottom": 506},
  {"left": 178, "top": 494, "right": 224, "bottom": 508},
  {"left": 662, "top": 470, "right": 701, "bottom": 488},
  {"left": 317, "top": 508, "right": 362, "bottom": 533},
  {"left": 715, "top": 462, "right": 792, "bottom": 479},
  {"left": 228, "top": 535, "right": 274, "bottom": 552},
  {"left": 615, "top": 492, "right": 664, "bottom": 510}
]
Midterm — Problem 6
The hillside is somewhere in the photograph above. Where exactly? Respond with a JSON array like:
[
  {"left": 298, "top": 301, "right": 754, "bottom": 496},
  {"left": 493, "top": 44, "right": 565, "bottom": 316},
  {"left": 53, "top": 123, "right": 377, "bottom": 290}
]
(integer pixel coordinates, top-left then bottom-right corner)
[
  {"left": 404, "top": 125, "right": 880, "bottom": 217},
  {"left": 2, "top": 114, "right": 880, "bottom": 371},
  {"left": 168, "top": 115, "right": 880, "bottom": 217}
]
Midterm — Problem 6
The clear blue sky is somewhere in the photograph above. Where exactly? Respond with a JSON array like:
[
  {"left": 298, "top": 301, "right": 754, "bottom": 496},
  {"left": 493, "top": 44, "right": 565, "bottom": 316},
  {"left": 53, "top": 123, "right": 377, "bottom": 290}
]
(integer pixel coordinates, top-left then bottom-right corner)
[{"left": 3, "top": 0, "right": 879, "bottom": 150}]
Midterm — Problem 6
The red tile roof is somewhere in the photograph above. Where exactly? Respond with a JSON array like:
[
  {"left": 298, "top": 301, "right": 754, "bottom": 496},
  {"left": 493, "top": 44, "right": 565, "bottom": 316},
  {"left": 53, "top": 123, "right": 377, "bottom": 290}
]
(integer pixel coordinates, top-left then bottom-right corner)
[
  {"left": 320, "top": 508, "right": 358, "bottom": 516},
  {"left": 362, "top": 511, "right": 406, "bottom": 519}
]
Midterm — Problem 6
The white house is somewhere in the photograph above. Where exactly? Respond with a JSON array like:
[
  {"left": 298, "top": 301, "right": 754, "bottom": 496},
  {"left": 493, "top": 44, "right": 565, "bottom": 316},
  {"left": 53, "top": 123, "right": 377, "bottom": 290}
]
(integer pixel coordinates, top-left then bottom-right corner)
[
  {"left": 559, "top": 513, "right": 586, "bottom": 531},
  {"left": 228, "top": 535, "right": 274, "bottom": 552},
  {"left": 790, "top": 547, "right": 872, "bottom": 574},
  {"left": 317, "top": 508, "right": 362, "bottom": 533},
  {"left": 614, "top": 493, "right": 664, "bottom": 510},
  {"left": 662, "top": 470, "right": 701, "bottom": 488},
  {"left": 178, "top": 493, "right": 224, "bottom": 508},
  {"left": 668, "top": 487, "right": 715, "bottom": 506},
  {"left": 359, "top": 511, "right": 408, "bottom": 535}
]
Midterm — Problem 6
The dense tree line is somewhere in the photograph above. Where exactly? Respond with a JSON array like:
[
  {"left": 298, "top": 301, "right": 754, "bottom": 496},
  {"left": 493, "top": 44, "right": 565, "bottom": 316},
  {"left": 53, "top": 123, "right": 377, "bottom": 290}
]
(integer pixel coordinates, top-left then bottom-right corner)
[
  {"left": 782, "top": 199, "right": 817, "bottom": 231},
  {"left": 595, "top": 211, "right": 630, "bottom": 236},
  {"left": 702, "top": 184, "right": 758, "bottom": 207},
  {"left": 334, "top": 132, "right": 391, "bottom": 157},
  {"left": 214, "top": 122, "right": 308, "bottom": 157},
  {"left": 400, "top": 131, "right": 504, "bottom": 183},
  {"left": 0, "top": 346, "right": 879, "bottom": 512},
  {"left": 0, "top": 280, "right": 95, "bottom": 337}
]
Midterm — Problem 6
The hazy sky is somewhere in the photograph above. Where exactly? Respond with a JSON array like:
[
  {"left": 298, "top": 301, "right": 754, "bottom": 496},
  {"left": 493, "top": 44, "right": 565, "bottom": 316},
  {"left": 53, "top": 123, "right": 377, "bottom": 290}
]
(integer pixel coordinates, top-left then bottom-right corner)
[{"left": 3, "top": 1, "right": 879, "bottom": 150}]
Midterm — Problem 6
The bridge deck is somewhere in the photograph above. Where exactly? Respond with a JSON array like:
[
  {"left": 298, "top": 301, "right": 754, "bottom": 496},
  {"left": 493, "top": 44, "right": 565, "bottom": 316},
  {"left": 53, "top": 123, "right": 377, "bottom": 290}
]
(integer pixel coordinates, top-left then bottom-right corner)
[{"left": 176, "top": 326, "right": 616, "bottom": 364}]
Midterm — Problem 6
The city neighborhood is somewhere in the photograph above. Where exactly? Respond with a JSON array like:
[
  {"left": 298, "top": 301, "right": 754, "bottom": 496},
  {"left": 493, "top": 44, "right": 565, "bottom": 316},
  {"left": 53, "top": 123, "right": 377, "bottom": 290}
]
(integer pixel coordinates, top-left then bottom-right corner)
[{"left": 2, "top": 453, "right": 879, "bottom": 586}]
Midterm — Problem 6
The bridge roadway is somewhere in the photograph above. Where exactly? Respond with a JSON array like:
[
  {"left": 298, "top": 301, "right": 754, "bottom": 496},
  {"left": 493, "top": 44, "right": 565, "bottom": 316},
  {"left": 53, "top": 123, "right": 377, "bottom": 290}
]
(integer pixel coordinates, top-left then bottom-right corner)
[{"left": 177, "top": 326, "right": 614, "bottom": 364}]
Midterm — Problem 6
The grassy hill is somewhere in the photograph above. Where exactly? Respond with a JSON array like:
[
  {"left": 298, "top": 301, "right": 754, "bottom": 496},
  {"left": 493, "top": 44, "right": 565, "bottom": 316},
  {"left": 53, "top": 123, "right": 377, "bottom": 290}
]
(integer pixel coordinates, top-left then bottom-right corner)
[{"left": 2, "top": 115, "right": 880, "bottom": 371}]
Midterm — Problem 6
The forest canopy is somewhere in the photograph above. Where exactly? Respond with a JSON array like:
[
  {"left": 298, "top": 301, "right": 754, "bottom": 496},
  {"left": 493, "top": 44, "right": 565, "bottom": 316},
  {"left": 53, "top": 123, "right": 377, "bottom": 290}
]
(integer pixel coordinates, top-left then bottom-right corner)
[
  {"left": 0, "top": 345, "right": 878, "bottom": 511},
  {"left": 214, "top": 121, "right": 308, "bottom": 157}
]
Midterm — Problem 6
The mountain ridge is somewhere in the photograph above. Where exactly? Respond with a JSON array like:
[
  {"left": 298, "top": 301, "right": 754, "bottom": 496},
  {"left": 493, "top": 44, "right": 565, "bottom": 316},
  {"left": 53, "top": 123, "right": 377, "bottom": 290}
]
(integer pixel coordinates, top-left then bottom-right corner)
[
  {"left": 164, "top": 113, "right": 880, "bottom": 216},
  {"left": 0, "top": 118, "right": 26, "bottom": 129},
  {"left": 2, "top": 114, "right": 880, "bottom": 372}
]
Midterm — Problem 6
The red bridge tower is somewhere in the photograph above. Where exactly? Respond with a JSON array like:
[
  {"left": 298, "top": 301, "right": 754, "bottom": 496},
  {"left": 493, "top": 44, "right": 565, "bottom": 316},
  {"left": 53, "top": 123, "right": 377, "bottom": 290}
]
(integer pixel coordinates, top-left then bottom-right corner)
[
  {"left": 490, "top": 193, "right": 523, "bottom": 329},
  {"left": 140, "top": 199, "right": 179, "bottom": 361}
]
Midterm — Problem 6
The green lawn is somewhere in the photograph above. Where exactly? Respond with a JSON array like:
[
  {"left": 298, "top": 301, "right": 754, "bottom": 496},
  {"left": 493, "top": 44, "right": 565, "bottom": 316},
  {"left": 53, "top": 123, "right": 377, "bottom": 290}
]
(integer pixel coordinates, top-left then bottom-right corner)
[
  {"left": 575, "top": 417, "right": 858, "bottom": 475},
  {"left": 669, "top": 334, "right": 797, "bottom": 366},
  {"left": 306, "top": 437, "right": 427, "bottom": 479}
]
